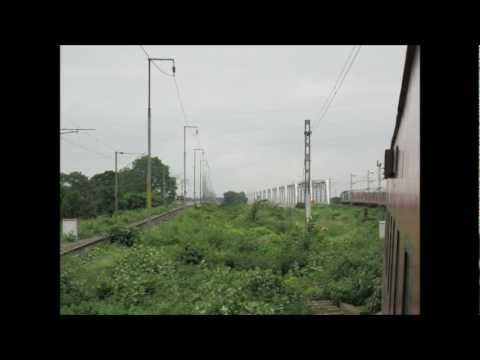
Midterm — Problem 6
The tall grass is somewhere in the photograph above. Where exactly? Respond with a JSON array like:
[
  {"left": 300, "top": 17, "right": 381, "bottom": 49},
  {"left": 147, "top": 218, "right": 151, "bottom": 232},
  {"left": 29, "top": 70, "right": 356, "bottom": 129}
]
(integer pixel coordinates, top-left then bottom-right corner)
[
  {"left": 71, "top": 202, "right": 179, "bottom": 240},
  {"left": 61, "top": 203, "right": 385, "bottom": 314}
]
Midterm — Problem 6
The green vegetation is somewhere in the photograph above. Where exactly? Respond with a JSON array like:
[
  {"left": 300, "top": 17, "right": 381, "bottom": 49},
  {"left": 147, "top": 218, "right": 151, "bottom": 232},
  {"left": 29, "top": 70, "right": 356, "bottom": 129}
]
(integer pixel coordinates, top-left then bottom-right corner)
[
  {"left": 222, "top": 191, "right": 248, "bottom": 206},
  {"left": 61, "top": 156, "right": 177, "bottom": 220},
  {"left": 74, "top": 203, "right": 178, "bottom": 241},
  {"left": 61, "top": 203, "right": 384, "bottom": 315}
]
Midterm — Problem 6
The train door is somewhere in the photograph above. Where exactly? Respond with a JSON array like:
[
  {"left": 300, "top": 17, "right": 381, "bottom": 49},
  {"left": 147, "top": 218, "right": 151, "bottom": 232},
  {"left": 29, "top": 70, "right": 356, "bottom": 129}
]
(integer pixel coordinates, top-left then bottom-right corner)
[
  {"left": 383, "top": 213, "right": 396, "bottom": 314},
  {"left": 401, "top": 249, "right": 410, "bottom": 314}
]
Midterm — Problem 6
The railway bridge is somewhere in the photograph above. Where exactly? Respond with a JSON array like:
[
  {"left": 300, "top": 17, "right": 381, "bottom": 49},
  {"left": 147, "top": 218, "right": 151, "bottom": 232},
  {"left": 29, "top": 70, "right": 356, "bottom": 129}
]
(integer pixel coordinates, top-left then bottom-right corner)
[{"left": 246, "top": 179, "right": 331, "bottom": 207}]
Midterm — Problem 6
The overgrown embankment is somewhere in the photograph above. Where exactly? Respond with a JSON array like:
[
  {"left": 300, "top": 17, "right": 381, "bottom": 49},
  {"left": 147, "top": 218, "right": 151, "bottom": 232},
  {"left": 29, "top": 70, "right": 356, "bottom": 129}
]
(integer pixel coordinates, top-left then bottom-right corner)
[
  {"left": 60, "top": 203, "right": 384, "bottom": 314},
  {"left": 61, "top": 203, "right": 179, "bottom": 242}
]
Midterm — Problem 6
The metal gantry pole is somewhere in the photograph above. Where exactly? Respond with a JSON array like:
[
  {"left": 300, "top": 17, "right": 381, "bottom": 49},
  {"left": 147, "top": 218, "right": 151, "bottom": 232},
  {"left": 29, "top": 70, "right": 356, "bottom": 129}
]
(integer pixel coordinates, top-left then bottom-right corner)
[
  {"left": 377, "top": 160, "right": 382, "bottom": 190},
  {"left": 367, "top": 169, "right": 374, "bottom": 192},
  {"left": 184, "top": 126, "right": 186, "bottom": 203},
  {"left": 184, "top": 125, "right": 198, "bottom": 204},
  {"left": 202, "top": 160, "right": 205, "bottom": 202},
  {"left": 203, "top": 162, "right": 207, "bottom": 202},
  {"left": 304, "top": 119, "right": 312, "bottom": 229},
  {"left": 193, "top": 148, "right": 203, "bottom": 205},
  {"left": 146, "top": 56, "right": 175, "bottom": 209},
  {"left": 350, "top": 174, "right": 355, "bottom": 205},
  {"left": 367, "top": 170, "right": 372, "bottom": 192},
  {"left": 115, "top": 151, "right": 119, "bottom": 213},
  {"left": 193, "top": 150, "right": 197, "bottom": 204},
  {"left": 199, "top": 153, "right": 203, "bottom": 203},
  {"left": 146, "top": 59, "right": 152, "bottom": 209},
  {"left": 162, "top": 161, "right": 166, "bottom": 202}
]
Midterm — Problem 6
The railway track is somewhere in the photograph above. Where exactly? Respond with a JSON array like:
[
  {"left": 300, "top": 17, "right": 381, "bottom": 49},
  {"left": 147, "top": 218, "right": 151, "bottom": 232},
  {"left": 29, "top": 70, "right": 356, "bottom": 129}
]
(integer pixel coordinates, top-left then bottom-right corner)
[{"left": 61, "top": 204, "right": 193, "bottom": 256}]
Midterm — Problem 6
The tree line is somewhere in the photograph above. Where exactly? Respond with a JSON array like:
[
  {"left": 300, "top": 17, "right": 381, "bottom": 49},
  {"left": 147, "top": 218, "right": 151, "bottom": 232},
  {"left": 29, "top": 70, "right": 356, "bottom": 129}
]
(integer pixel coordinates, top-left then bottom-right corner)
[{"left": 61, "top": 156, "right": 177, "bottom": 218}]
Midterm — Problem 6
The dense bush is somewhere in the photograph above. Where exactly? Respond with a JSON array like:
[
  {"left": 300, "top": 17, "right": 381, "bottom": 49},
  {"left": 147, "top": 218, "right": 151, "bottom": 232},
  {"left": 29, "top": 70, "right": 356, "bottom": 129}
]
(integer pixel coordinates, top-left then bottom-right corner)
[
  {"left": 108, "top": 226, "right": 139, "bottom": 247},
  {"left": 222, "top": 191, "right": 248, "bottom": 206},
  {"left": 61, "top": 203, "right": 384, "bottom": 315}
]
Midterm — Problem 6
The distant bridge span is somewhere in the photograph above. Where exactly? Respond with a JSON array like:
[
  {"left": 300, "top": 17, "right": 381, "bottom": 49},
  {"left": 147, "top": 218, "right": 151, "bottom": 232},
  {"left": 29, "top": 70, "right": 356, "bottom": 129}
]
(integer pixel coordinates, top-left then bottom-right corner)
[{"left": 246, "top": 179, "right": 331, "bottom": 207}]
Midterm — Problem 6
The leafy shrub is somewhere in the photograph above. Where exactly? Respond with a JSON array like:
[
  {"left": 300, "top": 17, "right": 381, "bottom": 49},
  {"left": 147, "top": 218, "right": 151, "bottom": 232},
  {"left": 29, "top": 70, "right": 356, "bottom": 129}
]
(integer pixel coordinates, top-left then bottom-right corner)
[
  {"left": 96, "top": 281, "right": 114, "bottom": 300},
  {"left": 366, "top": 277, "right": 382, "bottom": 313},
  {"left": 108, "top": 226, "right": 139, "bottom": 247},
  {"left": 178, "top": 245, "right": 204, "bottom": 265},
  {"left": 61, "top": 203, "right": 384, "bottom": 315}
]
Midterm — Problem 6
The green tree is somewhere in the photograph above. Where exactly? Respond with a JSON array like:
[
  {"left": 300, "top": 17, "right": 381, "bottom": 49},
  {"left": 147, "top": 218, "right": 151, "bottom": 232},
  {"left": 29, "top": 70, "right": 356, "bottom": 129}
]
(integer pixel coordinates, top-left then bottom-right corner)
[
  {"left": 60, "top": 156, "right": 178, "bottom": 220},
  {"left": 61, "top": 171, "right": 96, "bottom": 218},
  {"left": 118, "top": 156, "right": 177, "bottom": 203},
  {"left": 119, "top": 192, "right": 146, "bottom": 210},
  {"left": 222, "top": 191, "right": 248, "bottom": 206},
  {"left": 90, "top": 171, "right": 115, "bottom": 215}
]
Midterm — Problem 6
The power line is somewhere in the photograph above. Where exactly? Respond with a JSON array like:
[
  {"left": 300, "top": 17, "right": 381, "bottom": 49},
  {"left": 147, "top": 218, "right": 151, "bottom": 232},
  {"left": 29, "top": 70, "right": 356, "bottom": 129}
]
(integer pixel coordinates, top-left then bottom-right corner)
[
  {"left": 173, "top": 76, "right": 188, "bottom": 123},
  {"left": 139, "top": 45, "right": 175, "bottom": 77},
  {"left": 140, "top": 45, "right": 185, "bottom": 129},
  {"left": 312, "top": 46, "right": 362, "bottom": 130},
  {"left": 64, "top": 118, "right": 117, "bottom": 152},
  {"left": 61, "top": 137, "right": 113, "bottom": 160},
  {"left": 315, "top": 46, "right": 358, "bottom": 121},
  {"left": 315, "top": 46, "right": 361, "bottom": 128},
  {"left": 139, "top": 45, "right": 214, "bottom": 195}
]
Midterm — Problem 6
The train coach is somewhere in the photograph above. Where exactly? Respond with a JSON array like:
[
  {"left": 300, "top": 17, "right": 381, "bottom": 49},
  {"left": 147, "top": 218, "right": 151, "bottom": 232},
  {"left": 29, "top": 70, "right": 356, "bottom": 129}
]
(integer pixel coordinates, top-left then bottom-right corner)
[
  {"left": 340, "top": 190, "right": 386, "bottom": 206},
  {"left": 382, "top": 45, "right": 420, "bottom": 314}
]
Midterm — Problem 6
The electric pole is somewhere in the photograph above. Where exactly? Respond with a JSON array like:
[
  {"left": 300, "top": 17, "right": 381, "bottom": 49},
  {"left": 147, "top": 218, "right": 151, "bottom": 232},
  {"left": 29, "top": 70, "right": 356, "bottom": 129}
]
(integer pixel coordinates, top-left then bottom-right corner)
[
  {"left": 376, "top": 160, "right": 382, "bottom": 190},
  {"left": 193, "top": 148, "right": 203, "bottom": 205},
  {"left": 199, "top": 153, "right": 203, "bottom": 203},
  {"left": 146, "top": 56, "right": 175, "bottom": 209},
  {"left": 203, "top": 161, "right": 207, "bottom": 202},
  {"left": 162, "top": 161, "right": 166, "bottom": 202},
  {"left": 350, "top": 174, "right": 356, "bottom": 205},
  {"left": 304, "top": 119, "right": 312, "bottom": 230},
  {"left": 184, "top": 125, "right": 198, "bottom": 204},
  {"left": 366, "top": 169, "right": 374, "bottom": 192},
  {"left": 193, "top": 150, "right": 197, "bottom": 204},
  {"left": 115, "top": 151, "right": 122, "bottom": 213}
]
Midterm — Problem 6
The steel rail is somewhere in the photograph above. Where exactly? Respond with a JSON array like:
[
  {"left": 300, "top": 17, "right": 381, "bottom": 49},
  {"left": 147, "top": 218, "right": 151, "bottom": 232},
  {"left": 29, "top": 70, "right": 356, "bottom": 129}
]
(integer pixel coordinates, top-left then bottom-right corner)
[{"left": 60, "top": 204, "right": 193, "bottom": 256}]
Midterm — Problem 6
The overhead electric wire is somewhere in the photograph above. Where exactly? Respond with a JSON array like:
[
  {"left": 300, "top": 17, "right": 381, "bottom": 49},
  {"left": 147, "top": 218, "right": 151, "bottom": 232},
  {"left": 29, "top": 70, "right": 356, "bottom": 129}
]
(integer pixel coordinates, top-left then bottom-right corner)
[
  {"left": 61, "top": 137, "right": 113, "bottom": 160},
  {"left": 139, "top": 45, "right": 175, "bottom": 77},
  {"left": 139, "top": 45, "right": 216, "bottom": 195},
  {"left": 312, "top": 46, "right": 362, "bottom": 131},
  {"left": 173, "top": 76, "right": 188, "bottom": 123},
  {"left": 315, "top": 46, "right": 358, "bottom": 121},
  {"left": 64, "top": 118, "right": 117, "bottom": 153}
]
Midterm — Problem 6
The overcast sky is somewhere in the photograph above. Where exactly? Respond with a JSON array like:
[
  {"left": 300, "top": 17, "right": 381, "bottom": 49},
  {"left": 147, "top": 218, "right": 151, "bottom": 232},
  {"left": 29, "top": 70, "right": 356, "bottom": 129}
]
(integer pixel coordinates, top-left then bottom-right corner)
[{"left": 61, "top": 45, "right": 407, "bottom": 197}]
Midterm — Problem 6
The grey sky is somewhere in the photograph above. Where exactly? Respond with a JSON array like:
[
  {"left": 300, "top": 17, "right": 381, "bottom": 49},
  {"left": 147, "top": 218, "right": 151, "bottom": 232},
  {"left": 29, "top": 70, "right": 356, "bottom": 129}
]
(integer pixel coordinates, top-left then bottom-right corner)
[{"left": 61, "top": 45, "right": 407, "bottom": 197}]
